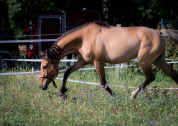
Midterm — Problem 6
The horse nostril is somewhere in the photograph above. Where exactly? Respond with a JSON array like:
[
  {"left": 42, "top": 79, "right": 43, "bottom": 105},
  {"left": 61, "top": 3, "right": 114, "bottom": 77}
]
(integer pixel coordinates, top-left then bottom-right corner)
[
  {"left": 39, "top": 85, "right": 43, "bottom": 89},
  {"left": 39, "top": 84, "right": 48, "bottom": 90}
]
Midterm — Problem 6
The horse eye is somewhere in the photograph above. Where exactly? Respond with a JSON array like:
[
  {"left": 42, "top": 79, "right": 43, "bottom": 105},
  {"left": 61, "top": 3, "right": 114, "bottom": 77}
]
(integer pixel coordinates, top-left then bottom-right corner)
[{"left": 43, "top": 66, "right": 47, "bottom": 69}]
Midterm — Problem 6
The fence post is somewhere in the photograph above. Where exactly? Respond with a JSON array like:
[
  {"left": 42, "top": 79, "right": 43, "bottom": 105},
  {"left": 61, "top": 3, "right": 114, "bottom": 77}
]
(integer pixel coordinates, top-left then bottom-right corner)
[
  {"left": 161, "top": 19, "right": 164, "bottom": 29},
  {"left": 32, "top": 67, "right": 34, "bottom": 73}
]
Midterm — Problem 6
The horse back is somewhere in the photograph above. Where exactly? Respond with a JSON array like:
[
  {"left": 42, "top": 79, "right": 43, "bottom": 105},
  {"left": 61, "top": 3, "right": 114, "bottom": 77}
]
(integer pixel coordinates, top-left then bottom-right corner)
[{"left": 92, "top": 26, "right": 164, "bottom": 64}]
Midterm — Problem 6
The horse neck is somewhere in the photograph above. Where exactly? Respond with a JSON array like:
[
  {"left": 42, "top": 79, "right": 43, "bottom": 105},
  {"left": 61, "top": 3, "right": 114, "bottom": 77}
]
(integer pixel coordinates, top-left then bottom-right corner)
[{"left": 56, "top": 30, "right": 83, "bottom": 59}]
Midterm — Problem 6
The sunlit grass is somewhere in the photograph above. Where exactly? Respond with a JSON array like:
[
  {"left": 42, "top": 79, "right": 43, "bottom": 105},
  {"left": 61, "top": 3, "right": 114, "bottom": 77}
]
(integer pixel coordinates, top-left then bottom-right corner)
[{"left": 0, "top": 66, "right": 178, "bottom": 125}]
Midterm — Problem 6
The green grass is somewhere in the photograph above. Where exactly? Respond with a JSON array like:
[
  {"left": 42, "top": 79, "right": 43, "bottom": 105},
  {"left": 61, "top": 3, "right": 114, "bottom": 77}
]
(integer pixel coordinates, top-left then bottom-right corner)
[{"left": 0, "top": 66, "right": 178, "bottom": 126}]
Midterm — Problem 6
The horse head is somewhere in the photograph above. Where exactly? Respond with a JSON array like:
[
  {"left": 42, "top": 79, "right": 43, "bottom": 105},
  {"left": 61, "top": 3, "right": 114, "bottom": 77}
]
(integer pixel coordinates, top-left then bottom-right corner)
[{"left": 39, "top": 50, "right": 59, "bottom": 90}]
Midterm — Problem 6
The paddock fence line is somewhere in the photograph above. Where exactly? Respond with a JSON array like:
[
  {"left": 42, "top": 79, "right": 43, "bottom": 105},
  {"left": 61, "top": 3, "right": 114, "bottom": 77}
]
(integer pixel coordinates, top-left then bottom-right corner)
[
  {"left": 1, "top": 59, "right": 178, "bottom": 90},
  {"left": 0, "top": 33, "right": 167, "bottom": 44},
  {"left": 0, "top": 34, "right": 62, "bottom": 38},
  {"left": 0, "top": 64, "right": 138, "bottom": 76},
  {"left": 55, "top": 77, "right": 178, "bottom": 90},
  {"left": 0, "top": 39, "right": 56, "bottom": 43},
  {"left": 1, "top": 58, "right": 178, "bottom": 76},
  {"left": 1, "top": 36, "right": 178, "bottom": 90},
  {"left": 2, "top": 58, "right": 178, "bottom": 62}
]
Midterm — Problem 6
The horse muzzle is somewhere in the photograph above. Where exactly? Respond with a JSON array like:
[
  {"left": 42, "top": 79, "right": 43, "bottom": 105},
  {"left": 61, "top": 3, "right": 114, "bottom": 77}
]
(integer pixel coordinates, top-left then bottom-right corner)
[
  {"left": 39, "top": 75, "right": 57, "bottom": 90},
  {"left": 39, "top": 78, "right": 48, "bottom": 90},
  {"left": 39, "top": 84, "right": 48, "bottom": 90}
]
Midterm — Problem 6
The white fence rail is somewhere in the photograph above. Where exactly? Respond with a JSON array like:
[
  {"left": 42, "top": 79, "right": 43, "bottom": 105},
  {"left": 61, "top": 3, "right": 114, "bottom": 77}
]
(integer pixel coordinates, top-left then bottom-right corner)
[
  {"left": 55, "top": 77, "right": 178, "bottom": 89},
  {"left": 0, "top": 63, "right": 138, "bottom": 76},
  {"left": 0, "top": 39, "right": 56, "bottom": 43},
  {"left": 1, "top": 58, "right": 178, "bottom": 90},
  {"left": 2, "top": 59, "right": 77, "bottom": 62},
  {"left": 2, "top": 58, "right": 178, "bottom": 62},
  {"left": 1, "top": 37, "right": 178, "bottom": 90}
]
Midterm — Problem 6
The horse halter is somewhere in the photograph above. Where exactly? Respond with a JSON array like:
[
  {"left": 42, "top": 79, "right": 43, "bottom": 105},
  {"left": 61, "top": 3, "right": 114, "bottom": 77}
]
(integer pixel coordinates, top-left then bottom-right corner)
[{"left": 39, "top": 61, "right": 59, "bottom": 88}]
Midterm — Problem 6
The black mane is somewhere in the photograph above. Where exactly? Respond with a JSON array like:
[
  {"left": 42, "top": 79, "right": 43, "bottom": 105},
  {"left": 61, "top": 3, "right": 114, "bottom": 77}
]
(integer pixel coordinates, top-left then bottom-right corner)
[
  {"left": 49, "top": 21, "right": 110, "bottom": 60},
  {"left": 41, "top": 50, "right": 52, "bottom": 61}
]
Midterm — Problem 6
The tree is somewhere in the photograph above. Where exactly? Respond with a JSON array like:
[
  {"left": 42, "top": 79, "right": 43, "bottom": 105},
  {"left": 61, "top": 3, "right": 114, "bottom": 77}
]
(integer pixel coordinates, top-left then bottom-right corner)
[
  {"left": 1, "top": 0, "right": 178, "bottom": 37},
  {"left": 0, "top": 0, "right": 9, "bottom": 29},
  {"left": 1, "top": 0, "right": 103, "bottom": 38}
]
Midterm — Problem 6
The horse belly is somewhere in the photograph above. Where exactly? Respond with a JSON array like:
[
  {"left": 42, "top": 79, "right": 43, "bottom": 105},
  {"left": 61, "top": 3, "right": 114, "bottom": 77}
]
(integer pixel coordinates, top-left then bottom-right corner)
[
  {"left": 99, "top": 27, "right": 140, "bottom": 64},
  {"left": 104, "top": 46, "right": 138, "bottom": 64}
]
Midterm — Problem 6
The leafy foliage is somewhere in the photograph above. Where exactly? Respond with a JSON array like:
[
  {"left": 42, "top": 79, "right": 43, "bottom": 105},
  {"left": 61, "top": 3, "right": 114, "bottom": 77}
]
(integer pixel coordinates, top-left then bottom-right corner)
[
  {"left": 1, "top": 0, "right": 178, "bottom": 34},
  {"left": 1, "top": 0, "right": 103, "bottom": 39},
  {"left": 164, "top": 39, "right": 178, "bottom": 72}
]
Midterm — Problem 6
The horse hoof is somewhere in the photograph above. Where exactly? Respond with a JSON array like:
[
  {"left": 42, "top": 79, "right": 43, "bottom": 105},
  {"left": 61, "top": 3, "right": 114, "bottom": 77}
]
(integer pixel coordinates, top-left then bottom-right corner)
[
  {"left": 61, "top": 95, "right": 67, "bottom": 102},
  {"left": 131, "top": 88, "right": 140, "bottom": 100},
  {"left": 131, "top": 92, "right": 137, "bottom": 100},
  {"left": 131, "top": 94, "right": 135, "bottom": 100},
  {"left": 66, "top": 88, "right": 71, "bottom": 92}
]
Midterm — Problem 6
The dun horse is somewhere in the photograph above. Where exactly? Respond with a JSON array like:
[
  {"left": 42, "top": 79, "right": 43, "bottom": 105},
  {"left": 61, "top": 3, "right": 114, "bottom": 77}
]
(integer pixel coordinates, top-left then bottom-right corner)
[{"left": 39, "top": 21, "right": 178, "bottom": 100}]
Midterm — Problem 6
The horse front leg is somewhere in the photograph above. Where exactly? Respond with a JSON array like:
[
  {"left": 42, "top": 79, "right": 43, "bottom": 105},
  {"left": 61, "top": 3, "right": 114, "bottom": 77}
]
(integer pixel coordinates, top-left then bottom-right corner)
[
  {"left": 94, "top": 61, "right": 113, "bottom": 96},
  {"left": 60, "top": 59, "right": 87, "bottom": 101}
]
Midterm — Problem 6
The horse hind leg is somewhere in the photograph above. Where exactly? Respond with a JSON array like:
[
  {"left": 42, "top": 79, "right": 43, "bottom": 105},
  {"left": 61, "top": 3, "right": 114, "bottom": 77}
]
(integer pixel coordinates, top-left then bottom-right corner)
[
  {"left": 153, "top": 53, "right": 178, "bottom": 84},
  {"left": 131, "top": 62, "right": 155, "bottom": 99},
  {"left": 132, "top": 51, "right": 178, "bottom": 99}
]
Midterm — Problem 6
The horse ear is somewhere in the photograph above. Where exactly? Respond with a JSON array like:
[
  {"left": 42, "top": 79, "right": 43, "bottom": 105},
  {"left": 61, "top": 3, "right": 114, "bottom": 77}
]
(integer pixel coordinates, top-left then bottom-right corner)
[
  {"left": 46, "top": 50, "right": 50, "bottom": 57},
  {"left": 39, "top": 51, "right": 43, "bottom": 56}
]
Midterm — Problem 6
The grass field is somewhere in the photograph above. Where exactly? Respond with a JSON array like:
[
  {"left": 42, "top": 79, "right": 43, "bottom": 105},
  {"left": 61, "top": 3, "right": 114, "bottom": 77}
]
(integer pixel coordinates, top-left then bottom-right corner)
[{"left": 0, "top": 65, "right": 178, "bottom": 126}]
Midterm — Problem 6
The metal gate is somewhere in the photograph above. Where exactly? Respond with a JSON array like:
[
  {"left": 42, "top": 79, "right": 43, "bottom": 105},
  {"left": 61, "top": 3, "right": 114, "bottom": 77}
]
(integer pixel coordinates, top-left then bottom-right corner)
[
  {"left": 161, "top": 19, "right": 178, "bottom": 30},
  {"left": 38, "top": 15, "right": 66, "bottom": 58}
]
